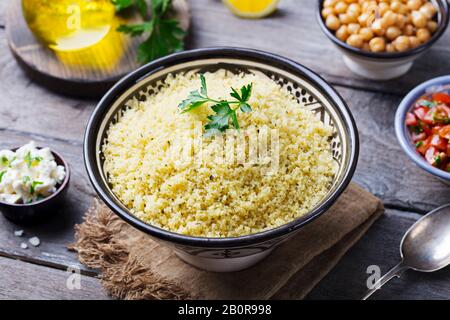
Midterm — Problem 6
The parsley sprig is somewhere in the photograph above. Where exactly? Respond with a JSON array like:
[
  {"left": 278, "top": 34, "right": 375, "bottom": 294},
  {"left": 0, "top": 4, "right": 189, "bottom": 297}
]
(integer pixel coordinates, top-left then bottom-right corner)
[
  {"left": 24, "top": 152, "right": 43, "bottom": 168},
  {"left": 114, "top": 0, "right": 185, "bottom": 63},
  {"left": 178, "top": 75, "right": 253, "bottom": 137}
]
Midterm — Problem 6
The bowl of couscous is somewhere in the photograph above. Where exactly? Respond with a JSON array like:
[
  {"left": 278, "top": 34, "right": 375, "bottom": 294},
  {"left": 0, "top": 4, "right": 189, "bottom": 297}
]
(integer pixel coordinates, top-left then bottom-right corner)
[
  {"left": 84, "top": 48, "right": 359, "bottom": 272},
  {"left": 317, "top": 0, "right": 449, "bottom": 80}
]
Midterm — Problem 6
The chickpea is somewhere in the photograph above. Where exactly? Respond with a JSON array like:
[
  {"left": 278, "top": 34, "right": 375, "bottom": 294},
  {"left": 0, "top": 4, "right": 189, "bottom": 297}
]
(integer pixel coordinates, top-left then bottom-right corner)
[
  {"left": 371, "top": 19, "right": 386, "bottom": 36},
  {"left": 369, "top": 37, "right": 386, "bottom": 52},
  {"left": 427, "top": 20, "right": 438, "bottom": 33},
  {"left": 416, "top": 27, "right": 431, "bottom": 43},
  {"left": 359, "top": 27, "right": 374, "bottom": 41},
  {"left": 396, "top": 14, "right": 407, "bottom": 29},
  {"left": 386, "top": 43, "right": 396, "bottom": 52},
  {"left": 394, "top": 35, "right": 411, "bottom": 51},
  {"left": 409, "top": 36, "right": 421, "bottom": 48},
  {"left": 335, "top": 1, "right": 349, "bottom": 14},
  {"left": 326, "top": 14, "right": 341, "bottom": 30},
  {"left": 386, "top": 26, "right": 402, "bottom": 40},
  {"left": 322, "top": 7, "right": 335, "bottom": 18},
  {"left": 336, "top": 25, "right": 350, "bottom": 41},
  {"left": 348, "top": 22, "right": 361, "bottom": 34},
  {"left": 403, "top": 24, "right": 415, "bottom": 36},
  {"left": 379, "top": 2, "right": 390, "bottom": 16},
  {"left": 358, "top": 12, "right": 370, "bottom": 26},
  {"left": 411, "top": 11, "right": 427, "bottom": 28},
  {"left": 347, "top": 3, "right": 361, "bottom": 15},
  {"left": 407, "top": 0, "right": 423, "bottom": 11},
  {"left": 346, "top": 34, "right": 364, "bottom": 48},
  {"left": 324, "top": 0, "right": 337, "bottom": 8},
  {"left": 382, "top": 10, "right": 397, "bottom": 28},
  {"left": 419, "top": 5, "right": 434, "bottom": 19}
]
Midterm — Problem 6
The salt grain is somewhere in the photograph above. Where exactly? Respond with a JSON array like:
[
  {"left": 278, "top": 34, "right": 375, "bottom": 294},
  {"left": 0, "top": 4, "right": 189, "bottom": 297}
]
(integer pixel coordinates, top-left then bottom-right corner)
[
  {"left": 14, "top": 230, "right": 24, "bottom": 237},
  {"left": 20, "top": 243, "right": 28, "bottom": 249},
  {"left": 29, "top": 236, "right": 40, "bottom": 247}
]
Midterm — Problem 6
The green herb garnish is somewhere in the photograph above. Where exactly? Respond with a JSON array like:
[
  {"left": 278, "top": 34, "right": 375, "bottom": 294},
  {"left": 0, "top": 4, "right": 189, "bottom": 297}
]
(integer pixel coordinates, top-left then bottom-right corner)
[
  {"left": 0, "top": 170, "right": 6, "bottom": 183},
  {"left": 115, "top": 0, "right": 185, "bottom": 63},
  {"left": 178, "top": 74, "right": 253, "bottom": 137},
  {"left": 415, "top": 141, "right": 423, "bottom": 148},
  {"left": 29, "top": 181, "right": 43, "bottom": 195},
  {"left": 1, "top": 156, "right": 9, "bottom": 166},
  {"left": 22, "top": 176, "right": 31, "bottom": 184},
  {"left": 416, "top": 99, "right": 436, "bottom": 108},
  {"left": 435, "top": 154, "right": 442, "bottom": 166},
  {"left": 24, "top": 152, "right": 43, "bottom": 168}
]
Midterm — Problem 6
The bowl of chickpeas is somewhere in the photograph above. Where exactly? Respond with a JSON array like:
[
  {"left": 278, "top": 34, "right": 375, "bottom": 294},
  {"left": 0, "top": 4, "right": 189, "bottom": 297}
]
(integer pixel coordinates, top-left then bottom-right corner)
[{"left": 317, "top": 0, "right": 449, "bottom": 80}]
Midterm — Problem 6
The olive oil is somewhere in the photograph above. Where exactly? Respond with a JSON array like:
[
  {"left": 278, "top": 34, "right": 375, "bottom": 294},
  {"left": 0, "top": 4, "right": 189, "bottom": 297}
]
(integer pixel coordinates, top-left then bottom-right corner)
[{"left": 22, "top": 0, "right": 115, "bottom": 52}]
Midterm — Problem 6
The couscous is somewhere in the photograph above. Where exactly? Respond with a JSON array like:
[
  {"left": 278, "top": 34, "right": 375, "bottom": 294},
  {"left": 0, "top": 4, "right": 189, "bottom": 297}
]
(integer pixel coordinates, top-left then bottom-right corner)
[{"left": 102, "top": 71, "right": 337, "bottom": 237}]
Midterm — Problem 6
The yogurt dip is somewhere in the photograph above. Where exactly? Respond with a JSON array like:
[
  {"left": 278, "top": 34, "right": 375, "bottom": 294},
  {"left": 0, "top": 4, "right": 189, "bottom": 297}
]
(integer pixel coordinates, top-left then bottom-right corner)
[{"left": 0, "top": 142, "right": 66, "bottom": 204}]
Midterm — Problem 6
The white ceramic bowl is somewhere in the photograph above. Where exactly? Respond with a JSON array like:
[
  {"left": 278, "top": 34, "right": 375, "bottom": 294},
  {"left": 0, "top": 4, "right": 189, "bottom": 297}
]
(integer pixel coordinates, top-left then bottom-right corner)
[
  {"left": 317, "top": 0, "right": 449, "bottom": 80},
  {"left": 84, "top": 48, "right": 359, "bottom": 272}
]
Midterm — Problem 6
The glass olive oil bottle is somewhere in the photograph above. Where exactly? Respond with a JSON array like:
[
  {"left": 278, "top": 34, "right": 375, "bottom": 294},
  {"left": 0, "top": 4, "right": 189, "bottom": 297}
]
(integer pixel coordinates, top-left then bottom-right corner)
[{"left": 22, "top": 0, "right": 116, "bottom": 52}]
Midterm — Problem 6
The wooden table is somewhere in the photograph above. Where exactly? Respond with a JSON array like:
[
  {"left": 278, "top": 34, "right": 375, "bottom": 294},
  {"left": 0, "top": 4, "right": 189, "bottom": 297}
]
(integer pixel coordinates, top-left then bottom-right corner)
[{"left": 1, "top": 0, "right": 449, "bottom": 300}]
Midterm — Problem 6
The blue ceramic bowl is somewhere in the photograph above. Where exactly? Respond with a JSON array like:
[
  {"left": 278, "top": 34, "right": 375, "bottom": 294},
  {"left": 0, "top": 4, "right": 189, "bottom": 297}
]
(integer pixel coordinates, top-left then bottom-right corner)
[{"left": 395, "top": 75, "right": 450, "bottom": 183}]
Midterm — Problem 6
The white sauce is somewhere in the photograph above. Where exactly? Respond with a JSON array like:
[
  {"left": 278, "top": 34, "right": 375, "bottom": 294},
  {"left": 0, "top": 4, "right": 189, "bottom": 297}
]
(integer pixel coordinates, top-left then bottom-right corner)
[{"left": 0, "top": 141, "right": 66, "bottom": 204}]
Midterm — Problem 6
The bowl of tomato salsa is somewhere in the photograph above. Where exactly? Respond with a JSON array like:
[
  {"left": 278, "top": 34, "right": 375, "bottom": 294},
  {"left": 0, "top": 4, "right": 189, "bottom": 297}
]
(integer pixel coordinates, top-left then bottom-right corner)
[{"left": 396, "top": 75, "right": 450, "bottom": 184}]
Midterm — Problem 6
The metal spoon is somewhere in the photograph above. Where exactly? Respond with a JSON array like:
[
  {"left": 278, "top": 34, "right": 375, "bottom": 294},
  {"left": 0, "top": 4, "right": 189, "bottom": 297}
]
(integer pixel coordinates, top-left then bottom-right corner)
[{"left": 363, "top": 204, "right": 450, "bottom": 300}]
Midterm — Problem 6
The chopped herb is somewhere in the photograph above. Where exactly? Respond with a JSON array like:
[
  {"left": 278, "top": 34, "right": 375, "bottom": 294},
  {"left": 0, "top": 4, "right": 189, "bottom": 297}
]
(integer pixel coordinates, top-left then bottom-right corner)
[
  {"left": 24, "top": 152, "right": 43, "bottom": 168},
  {"left": 178, "top": 75, "right": 253, "bottom": 137},
  {"left": 1, "top": 156, "right": 8, "bottom": 166},
  {"left": 0, "top": 170, "right": 6, "bottom": 183},
  {"left": 447, "top": 167, "right": 450, "bottom": 173},
  {"left": 22, "top": 176, "right": 30, "bottom": 184},
  {"left": 434, "top": 154, "right": 442, "bottom": 166},
  {"left": 115, "top": 0, "right": 186, "bottom": 63},
  {"left": 29, "top": 181, "right": 43, "bottom": 194},
  {"left": 415, "top": 141, "right": 423, "bottom": 148}
]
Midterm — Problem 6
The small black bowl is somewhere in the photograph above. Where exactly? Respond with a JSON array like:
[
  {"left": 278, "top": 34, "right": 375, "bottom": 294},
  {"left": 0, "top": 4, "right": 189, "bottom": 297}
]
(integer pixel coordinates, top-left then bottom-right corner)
[{"left": 0, "top": 148, "right": 70, "bottom": 225}]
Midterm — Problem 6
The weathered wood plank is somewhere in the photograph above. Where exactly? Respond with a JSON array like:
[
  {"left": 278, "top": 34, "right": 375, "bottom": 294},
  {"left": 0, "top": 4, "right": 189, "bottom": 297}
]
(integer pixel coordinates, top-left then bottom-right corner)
[
  {"left": 306, "top": 209, "right": 450, "bottom": 300},
  {"left": 0, "top": 131, "right": 96, "bottom": 274},
  {"left": 0, "top": 256, "right": 109, "bottom": 300},
  {"left": 2, "top": 0, "right": 450, "bottom": 95},
  {"left": 1, "top": 28, "right": 448, "bottom": 212}
]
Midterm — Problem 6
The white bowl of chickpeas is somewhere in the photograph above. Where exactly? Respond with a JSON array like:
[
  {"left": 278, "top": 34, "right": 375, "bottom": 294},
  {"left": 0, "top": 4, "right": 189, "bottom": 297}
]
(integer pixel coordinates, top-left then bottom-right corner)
[{"left": 318, "top": 0, "right": 449, "bottom": 80}]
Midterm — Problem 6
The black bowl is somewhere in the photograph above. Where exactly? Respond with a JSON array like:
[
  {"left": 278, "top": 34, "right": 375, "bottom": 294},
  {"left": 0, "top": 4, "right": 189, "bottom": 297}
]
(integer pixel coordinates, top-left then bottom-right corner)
[
  {"left": 0, "top": 148, "right": 70, "bottom": 225},
  {"left": 84, "top": 47, "right": 359, "bottom": 271}
]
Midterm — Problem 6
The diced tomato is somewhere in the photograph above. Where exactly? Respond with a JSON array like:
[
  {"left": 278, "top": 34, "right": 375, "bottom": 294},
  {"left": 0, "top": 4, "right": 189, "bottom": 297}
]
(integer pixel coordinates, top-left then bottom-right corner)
[
  {"left": 430, "top": 134, "right": 448, "bottom": 151},
  {"left": 439, "top": 125, "right": 450, "bottom": 140},
  {"left": 432, "top": 92, "right": 450, "bottom": 104},
  {"left": 411, "top": 132, "right": 427, "bottom": 142},
  {"left": 447, "top": 144, "right": 450, "bottom": 157},
  {"left": 432, "top": 125, "right": 443, "bottom": 134},
  {"left": 414, "top": 106, "right": 430, "bottom": 120},
  {"left": 406, "top": 112, "right": 418, "bottom": 126},
  {"left": 417, "top": 137, "right": 431, "bottom": 155},
  {"left": 423, "top": 108, "right": 436, "bottom": 124}
]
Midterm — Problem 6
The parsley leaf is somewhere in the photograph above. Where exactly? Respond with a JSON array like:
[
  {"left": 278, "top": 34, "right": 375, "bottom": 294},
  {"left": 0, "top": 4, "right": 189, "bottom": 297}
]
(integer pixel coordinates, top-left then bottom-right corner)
[
  {"left": 1, "top": 156, "right": 8, "bottom": 166},
  {"left": 116, "top": 0, "right": 185, "bottom": 63},
  {"left": 178, "top": 75, "right": 253, "bottom": 136},
  {"left": 30, "top": 181, "right": 43, "bottom": 195},
  {"left": 0, "top": 170, "right": 6, "bottom": 183},
  {"left": 112, "top": 0, "right": 147, "bottom": 18}
]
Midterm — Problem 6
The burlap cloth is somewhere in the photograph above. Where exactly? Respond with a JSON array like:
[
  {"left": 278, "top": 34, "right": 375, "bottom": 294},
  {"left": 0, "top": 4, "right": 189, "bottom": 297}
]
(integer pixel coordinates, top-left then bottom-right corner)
[{"left": 70, "top": 182, "right": 383, "bottom": 300}]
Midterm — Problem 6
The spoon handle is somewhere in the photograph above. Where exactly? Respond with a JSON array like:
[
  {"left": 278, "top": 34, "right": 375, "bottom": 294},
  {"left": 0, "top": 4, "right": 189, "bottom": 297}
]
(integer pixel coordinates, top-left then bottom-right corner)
[{"left": 362, "top": 261, "right": 408, "bottom": 300}]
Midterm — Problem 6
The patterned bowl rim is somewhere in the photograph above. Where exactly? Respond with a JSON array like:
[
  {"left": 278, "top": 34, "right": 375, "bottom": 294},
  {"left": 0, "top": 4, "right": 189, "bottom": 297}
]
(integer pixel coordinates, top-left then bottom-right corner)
[
  {"left": 84, "top": 47, "right": 359, "bottom": 248},
  {"left": 395, "top": 75, "right": 450, "bottom": 181},
  {"left": 316, "top": 0, "right": 449, "bottom": 61}
]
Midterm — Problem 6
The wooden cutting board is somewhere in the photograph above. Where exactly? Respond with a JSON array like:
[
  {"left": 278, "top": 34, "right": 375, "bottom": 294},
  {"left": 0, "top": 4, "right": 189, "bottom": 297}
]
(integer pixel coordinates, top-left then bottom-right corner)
[{"left": 6, "top": 0, "right": 190, "bottom": 99}]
